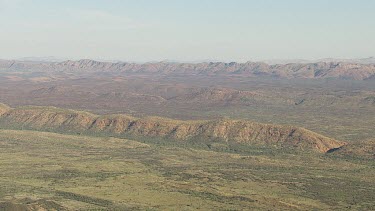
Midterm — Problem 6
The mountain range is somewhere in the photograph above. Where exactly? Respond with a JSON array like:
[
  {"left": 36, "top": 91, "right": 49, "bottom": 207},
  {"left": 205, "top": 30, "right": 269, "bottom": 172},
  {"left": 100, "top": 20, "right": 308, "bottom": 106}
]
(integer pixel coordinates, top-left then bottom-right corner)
[{"left": 1, "top": 59, "right": 375, "bottom": 80}]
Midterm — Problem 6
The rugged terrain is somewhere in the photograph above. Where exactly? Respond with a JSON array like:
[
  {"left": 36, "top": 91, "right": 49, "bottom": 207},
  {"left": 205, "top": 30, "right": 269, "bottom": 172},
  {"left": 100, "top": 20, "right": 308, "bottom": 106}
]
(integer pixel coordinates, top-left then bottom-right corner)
[
  {"left": 1, "top": 70, "right": 374, "bottom": 142},
  {"left": 0, "top": 104, "right": 345, "bottom": 153},
  {"left": 0, "top": 59, "right": 374, "bottom": 210}
]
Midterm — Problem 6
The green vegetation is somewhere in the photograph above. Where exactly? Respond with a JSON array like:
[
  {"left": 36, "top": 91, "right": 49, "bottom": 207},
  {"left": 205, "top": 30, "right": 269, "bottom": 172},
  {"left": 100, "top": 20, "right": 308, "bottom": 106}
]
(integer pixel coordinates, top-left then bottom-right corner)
[{"left": 0, "top": 129, "right": 373, "bottom": 210}]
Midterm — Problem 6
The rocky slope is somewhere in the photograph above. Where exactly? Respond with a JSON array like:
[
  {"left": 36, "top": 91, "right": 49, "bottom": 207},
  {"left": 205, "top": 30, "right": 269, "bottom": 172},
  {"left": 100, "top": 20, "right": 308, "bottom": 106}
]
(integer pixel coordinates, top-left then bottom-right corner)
[
  {"left": 0, "top": 103, "right": 10, "bottom": 115},
  {"left": 0, "top": 104, "right": 345, "bottom": 153},
  {"left": 1, "top": 59, "right": 375, "bottom": 80}
]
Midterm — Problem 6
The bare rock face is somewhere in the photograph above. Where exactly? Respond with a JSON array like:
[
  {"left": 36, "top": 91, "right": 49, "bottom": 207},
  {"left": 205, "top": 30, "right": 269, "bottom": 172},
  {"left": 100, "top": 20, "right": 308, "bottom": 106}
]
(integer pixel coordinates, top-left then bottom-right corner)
[
  {"left": 0, "top": 103, "right": 345, "bottom": 153},
  {"left": 0, "top": 103, "right": 10, "bottom": 116},
  {"left": 1, "top": 59, "right": 375, "bottom": 80}
]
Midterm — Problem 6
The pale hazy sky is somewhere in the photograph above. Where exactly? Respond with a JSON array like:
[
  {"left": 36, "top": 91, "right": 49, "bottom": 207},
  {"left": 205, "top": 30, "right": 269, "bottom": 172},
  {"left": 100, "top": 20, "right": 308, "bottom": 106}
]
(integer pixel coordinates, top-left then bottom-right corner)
[{"left": 0, "top": 0, "right": 374, "bottom": 62}]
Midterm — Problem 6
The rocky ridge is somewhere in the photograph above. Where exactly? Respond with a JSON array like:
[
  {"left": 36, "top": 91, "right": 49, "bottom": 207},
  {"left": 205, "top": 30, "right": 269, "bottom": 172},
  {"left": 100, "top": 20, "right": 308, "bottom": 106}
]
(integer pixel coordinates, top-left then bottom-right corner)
[{"left": 0, "top": 104, "right": 345, "bottom": 153}]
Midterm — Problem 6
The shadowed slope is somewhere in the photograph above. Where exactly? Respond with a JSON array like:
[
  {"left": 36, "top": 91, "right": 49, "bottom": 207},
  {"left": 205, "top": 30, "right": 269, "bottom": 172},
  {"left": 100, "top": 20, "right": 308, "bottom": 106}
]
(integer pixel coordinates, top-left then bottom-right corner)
[{"left": 0, "top": 104, "right": 345, "bottom": 153}]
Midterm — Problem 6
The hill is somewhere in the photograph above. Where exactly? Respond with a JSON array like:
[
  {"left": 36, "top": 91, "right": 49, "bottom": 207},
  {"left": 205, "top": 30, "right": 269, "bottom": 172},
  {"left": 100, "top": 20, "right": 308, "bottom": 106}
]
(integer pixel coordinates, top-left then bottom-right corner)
[{"left": 0, "top": 104, "right": 345, "bottom": 153}]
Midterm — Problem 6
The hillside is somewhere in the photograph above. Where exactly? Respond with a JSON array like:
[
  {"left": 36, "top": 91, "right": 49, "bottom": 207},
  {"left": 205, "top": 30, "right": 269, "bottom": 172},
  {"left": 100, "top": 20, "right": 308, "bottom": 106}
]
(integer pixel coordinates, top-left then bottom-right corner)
[
  {"left": 1, "top": 59, "right": 375, "bottom": 80},
  {"left": 0, "top": 103, "right": 10, "bottom": 115},
  {"left": 0, "top": 104, "right": 345, "bottom": 153}
]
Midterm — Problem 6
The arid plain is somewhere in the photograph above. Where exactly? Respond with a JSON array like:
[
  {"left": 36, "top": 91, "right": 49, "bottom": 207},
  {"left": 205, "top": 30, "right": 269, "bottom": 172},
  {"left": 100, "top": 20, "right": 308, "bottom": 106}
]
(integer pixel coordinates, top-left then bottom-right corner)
[{"left": 0, "top": 59, "right": 374, "bottom": 210}]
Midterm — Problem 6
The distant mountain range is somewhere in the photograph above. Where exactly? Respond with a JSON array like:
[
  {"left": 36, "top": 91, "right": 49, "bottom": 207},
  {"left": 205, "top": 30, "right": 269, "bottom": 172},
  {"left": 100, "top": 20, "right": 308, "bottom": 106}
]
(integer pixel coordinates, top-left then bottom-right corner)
[
  {"left": 1, "top": 58, "right": 375, "bottom": 80},
  {"left": 14, "top": 57, "right": 375, "bottom": 64},
  {"left": 262, "top": 57, "right": 375, "bottom": 65}
]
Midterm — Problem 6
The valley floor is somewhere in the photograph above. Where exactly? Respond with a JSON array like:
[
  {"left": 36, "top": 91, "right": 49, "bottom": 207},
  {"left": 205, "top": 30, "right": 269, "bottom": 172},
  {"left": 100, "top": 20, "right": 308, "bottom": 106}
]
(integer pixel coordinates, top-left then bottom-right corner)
[{"left": 0, "top": 129, "right": 374, "bottom": 210}]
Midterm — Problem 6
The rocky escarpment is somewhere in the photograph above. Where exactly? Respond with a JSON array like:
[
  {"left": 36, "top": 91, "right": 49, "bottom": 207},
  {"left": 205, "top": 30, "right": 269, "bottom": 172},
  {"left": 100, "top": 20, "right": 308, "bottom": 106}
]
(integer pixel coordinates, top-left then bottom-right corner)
[
  {"left": 1, "top": 59, "right": 375, "bottom": 80},
  {"left": 0, "top": 104, "right": 345, "bottom": 153}
]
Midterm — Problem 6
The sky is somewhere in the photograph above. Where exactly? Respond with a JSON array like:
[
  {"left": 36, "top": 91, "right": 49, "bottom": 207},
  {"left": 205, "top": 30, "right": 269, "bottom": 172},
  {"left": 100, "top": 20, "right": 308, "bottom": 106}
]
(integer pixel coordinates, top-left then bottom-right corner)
[{"left": 0, "top": 0, "right": 374, "bottom": 62}]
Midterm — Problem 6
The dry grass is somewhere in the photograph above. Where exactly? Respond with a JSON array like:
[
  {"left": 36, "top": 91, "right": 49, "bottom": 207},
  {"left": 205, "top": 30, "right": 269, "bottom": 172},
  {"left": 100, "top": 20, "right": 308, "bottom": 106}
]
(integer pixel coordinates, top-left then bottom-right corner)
[{"left": 0, "top": 129, "right": 374, "bottom": 210}]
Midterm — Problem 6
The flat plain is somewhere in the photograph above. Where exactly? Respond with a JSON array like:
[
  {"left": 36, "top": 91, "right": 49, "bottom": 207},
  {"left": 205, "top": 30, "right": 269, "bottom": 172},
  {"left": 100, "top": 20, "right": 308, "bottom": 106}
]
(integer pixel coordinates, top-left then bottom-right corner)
[{"left": 0, "top": 129, "right": 374, "bottom": 210}]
